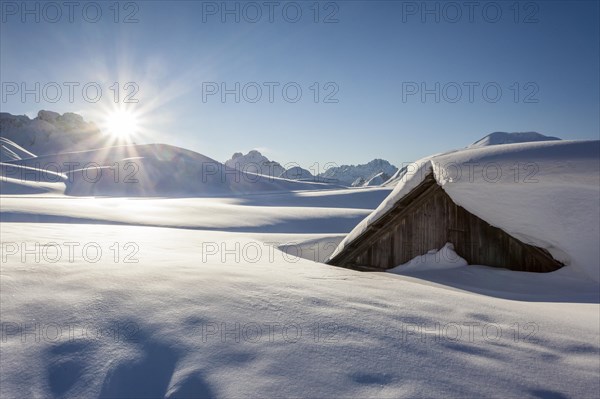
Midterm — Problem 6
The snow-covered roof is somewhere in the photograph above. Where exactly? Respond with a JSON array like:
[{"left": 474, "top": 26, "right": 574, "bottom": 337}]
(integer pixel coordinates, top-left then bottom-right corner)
[{"left": 328, "top": 140, "right": 600, "bottom": 282}]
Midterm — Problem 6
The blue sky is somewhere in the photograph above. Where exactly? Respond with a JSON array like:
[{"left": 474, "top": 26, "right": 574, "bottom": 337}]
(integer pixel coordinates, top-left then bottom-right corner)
[{"left": 1, "top": 0, "right": 599, "bottom": 168}]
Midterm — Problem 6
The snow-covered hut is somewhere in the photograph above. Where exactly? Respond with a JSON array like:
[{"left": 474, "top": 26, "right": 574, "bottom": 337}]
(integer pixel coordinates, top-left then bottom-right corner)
[{"left": 327, "top": 140, "right": 600, "bottom": 281}]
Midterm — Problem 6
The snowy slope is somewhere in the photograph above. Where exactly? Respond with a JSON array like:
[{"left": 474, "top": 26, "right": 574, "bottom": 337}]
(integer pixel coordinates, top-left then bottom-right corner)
[
  {"left": 0, "top": 137, "right": 36, "bottom": 162},
  {"left": 0, "top": 162, "right": 66, "bottom": 195},
  {"left": 329, "top": 140, "right": 600, "bottom": 282},
  {"left": 363, "top": 172, "right": 392, "bottom": 187}
]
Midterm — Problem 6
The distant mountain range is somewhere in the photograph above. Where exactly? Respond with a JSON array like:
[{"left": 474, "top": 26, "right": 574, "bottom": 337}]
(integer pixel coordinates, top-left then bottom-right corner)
[
  {"left": 318, "top": 159, "right": 397, "bottom": 186},
  {"left": 224, "top": 150, "right": 398, "bottom": 187},
  {"left": 1, "top": 111, "right": 564, "bottom": 188}
]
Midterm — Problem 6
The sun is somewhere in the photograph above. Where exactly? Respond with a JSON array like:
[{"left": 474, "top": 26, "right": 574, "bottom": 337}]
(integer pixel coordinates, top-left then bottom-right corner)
[{"left": 105, "top": 110, "right": 139, "bottom": 139}]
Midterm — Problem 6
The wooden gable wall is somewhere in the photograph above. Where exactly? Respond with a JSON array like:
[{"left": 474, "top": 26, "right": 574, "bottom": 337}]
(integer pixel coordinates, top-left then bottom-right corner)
[{"left": 328, "top": 174, "right": 563, "bottom": 273}]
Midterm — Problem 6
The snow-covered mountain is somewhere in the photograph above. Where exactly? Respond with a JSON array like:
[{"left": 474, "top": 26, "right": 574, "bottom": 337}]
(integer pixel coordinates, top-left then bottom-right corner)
[
  {"left": 469, "top": 131, "right": 561, "bottom": 148},
  {"left": 0, "top": 111, "right": 106, "bottom": 156},
  {"left": 318, "top": 159, "right": 398, "bottom": 186},
  {"left": 225, "top": 150, "right": 286, "bottom": 177},
  {"left": 280, "top": 166, "right": 314, "bottom": 180},
  {"left": 226, "top": 151, "right": 398, "bottom": 187}
]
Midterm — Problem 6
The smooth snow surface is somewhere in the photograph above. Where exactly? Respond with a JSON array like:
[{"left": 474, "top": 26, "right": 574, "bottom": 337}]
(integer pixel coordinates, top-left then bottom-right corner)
[
  {"left": 1, "top": 223, "right": 598, "bottom": 398},
  {"left": 0, "top": 188, "right": 390, "bottom": 233}
]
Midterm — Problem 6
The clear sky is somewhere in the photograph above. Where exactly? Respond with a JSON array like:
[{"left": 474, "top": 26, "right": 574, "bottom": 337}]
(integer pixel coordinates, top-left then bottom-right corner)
[{"left": 1, "top": 0, "right": 599, "bottom": 168}]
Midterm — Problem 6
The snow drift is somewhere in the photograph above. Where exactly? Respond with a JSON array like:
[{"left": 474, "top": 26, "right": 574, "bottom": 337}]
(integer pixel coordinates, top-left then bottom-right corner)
[{"left": 388, "top": 243, "right": 468, "bottom": 273}]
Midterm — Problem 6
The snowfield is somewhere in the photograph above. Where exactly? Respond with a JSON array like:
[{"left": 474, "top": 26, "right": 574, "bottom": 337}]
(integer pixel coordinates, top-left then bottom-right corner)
[
  {"left": 1, "top": 133, "right": 599, "bottom": 398},
  {"left": 1, "top": 223, "right": 599, "bottom": 398}
]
